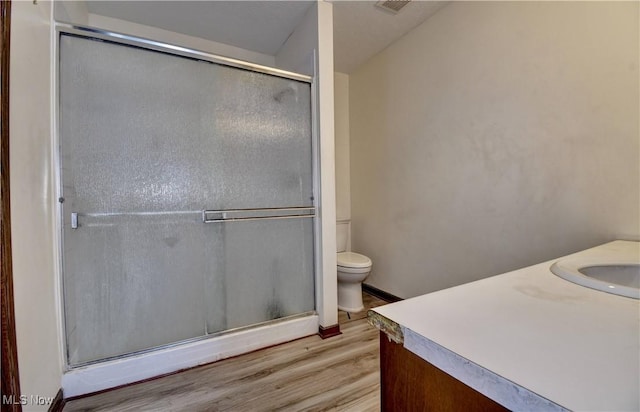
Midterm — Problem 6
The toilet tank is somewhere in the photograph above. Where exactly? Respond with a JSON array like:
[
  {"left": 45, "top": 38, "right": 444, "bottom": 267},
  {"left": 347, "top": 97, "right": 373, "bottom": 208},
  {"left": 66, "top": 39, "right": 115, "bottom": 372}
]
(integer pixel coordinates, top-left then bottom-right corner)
[{"left": 336, "top": 220, "right": 350, "bottom": 253}]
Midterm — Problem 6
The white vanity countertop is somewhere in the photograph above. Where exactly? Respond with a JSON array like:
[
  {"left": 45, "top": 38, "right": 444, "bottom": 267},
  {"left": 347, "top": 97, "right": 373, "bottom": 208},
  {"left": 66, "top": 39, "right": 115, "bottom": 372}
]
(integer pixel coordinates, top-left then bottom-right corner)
[{"left": 371, "top": 240, "right": 640, "bottom": 411}]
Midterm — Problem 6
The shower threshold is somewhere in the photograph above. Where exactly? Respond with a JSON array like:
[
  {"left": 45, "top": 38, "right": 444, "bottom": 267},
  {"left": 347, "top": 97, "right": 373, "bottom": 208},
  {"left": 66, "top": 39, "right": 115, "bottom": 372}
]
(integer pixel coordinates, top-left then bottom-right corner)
[{"left": 62, "top": 313, "right": 319, "bottom": 398}]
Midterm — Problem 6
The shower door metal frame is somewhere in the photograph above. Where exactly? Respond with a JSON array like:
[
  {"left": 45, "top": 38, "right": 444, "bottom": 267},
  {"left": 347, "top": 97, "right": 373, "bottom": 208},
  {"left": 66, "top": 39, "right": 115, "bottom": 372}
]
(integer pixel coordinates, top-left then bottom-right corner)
[
  {"left": 54, "top": 23, "right": 319, "bottom": 369},
  {"left": 55, "top": 24, "right": 312, "bottom": 82}
]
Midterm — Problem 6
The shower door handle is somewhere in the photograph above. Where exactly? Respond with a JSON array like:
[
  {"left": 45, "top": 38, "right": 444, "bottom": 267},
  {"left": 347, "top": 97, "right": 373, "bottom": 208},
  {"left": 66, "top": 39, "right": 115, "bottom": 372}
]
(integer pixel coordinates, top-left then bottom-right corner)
[
  {"left": 202, "top": 207, "right": 315, "bottom": 223},
  {"left": 71, "top": 212, "right": 78, "bottom": 229}
]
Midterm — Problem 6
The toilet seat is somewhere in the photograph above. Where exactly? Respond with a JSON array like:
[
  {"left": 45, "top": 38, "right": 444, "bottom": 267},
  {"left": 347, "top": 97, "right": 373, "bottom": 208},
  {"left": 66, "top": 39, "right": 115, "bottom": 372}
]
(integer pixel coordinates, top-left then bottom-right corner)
[{"left": 337, "top": 252, "right": 372, "bottom": 269}]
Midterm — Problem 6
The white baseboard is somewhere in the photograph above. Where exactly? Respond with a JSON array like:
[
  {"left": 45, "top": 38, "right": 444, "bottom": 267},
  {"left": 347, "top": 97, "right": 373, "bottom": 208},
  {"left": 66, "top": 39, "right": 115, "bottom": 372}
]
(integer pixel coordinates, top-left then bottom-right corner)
[{"left": 62, "top": 314, "right": 319, "bottom": 398}]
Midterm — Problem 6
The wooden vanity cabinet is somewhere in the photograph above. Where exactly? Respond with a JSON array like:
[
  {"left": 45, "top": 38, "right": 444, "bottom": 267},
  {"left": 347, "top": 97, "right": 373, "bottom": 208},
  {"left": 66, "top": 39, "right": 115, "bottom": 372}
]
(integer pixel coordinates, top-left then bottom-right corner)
[{"left": 379, "top": 332, "right": 509, "bottom": 412}]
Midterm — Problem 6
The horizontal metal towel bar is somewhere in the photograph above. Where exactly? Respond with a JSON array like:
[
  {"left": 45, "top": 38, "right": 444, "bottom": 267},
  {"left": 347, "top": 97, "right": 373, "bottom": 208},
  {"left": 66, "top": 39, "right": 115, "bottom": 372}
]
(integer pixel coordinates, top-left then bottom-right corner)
[
  {"left": 73, "top": 210, "right": 202, "bottom": 218},
  {"left": 68, "top": 207, "right": 315, "bottom": 229},
  {"left": 202, "top": 207, "right": 315, "bottom": 223},
  {"left": 69, "top": 210, "right": 202, "bottom": 229}
]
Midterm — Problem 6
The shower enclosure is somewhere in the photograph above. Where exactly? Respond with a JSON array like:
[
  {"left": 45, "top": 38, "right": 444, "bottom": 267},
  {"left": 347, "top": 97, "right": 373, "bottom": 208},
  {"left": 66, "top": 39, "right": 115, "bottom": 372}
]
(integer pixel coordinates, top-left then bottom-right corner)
[{"left": 58, "top": 30, "right": 316, "bottom": 367}]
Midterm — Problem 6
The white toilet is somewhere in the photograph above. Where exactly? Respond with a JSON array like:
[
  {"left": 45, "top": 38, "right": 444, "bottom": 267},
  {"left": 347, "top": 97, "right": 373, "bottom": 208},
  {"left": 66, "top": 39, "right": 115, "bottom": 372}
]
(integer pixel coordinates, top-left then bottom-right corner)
[{"left": 336, "top": 220, "right": 372, "bottom": 312}]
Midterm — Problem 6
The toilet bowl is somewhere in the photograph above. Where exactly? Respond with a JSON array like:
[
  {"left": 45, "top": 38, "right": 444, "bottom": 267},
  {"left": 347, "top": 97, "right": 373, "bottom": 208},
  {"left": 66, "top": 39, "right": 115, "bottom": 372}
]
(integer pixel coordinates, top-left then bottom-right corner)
[{"left": 337, "top": 251, "right": 372, "bottom": 312}]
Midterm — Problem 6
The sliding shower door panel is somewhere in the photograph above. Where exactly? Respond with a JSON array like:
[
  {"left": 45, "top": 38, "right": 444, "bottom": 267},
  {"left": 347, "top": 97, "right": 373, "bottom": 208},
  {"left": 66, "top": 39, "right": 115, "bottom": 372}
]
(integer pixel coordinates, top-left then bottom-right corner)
[
  {"left": 200, "top": 62, "right": 315, "bottom": 334},
  {"left": 63, "top": 213, "right": 216, "bottom": 365},
  {"left": 59, "top": 34, "right": 314, "bottom": 366},
  {"left": 60, "top": 35, "right": 224, "bottom": 365},
  {"left": 207, "top": 218, "right": 315, "bottom": 334}
]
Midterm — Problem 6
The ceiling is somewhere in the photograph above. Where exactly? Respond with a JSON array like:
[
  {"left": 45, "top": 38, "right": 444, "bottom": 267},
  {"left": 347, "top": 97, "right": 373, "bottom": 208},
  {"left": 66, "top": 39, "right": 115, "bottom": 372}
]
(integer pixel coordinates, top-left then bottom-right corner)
[
  {"left": 85, "top": 1, "right": 448, "bottom": 74},
  {"left": 332, "top": 1, "right": 447, "bottom": 73}
]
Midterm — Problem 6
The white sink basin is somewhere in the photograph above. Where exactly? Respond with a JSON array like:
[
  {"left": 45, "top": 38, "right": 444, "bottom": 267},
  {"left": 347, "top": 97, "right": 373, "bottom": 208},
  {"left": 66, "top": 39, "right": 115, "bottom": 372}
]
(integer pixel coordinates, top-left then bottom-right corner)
[{"left": 551, "top": 258, "right": 640, "bottom": 299}]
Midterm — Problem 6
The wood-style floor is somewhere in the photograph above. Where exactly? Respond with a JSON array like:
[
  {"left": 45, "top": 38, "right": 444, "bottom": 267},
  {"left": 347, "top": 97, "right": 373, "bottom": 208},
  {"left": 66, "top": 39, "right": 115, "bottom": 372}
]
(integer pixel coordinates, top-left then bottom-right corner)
[{"left": 63, "top": 294, "right": 389, "bottom": 412}]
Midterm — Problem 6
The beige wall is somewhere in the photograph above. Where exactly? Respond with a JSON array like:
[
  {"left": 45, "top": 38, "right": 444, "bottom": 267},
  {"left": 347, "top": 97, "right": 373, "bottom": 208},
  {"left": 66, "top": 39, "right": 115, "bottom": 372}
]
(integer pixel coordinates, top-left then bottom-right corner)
[
  {"left": 275, "top": 2, "right": 317, "bottom": 75},
  {"left": 10, "top": 1, "right": 63, "bottom": 409},
  {"left": 54, "top": 0, "right": 88, "bottom": 25},
  {"left": 350, "top": 1, "right": 640, "bottom": 298},
  {"left": 334, "top": 72, "right": 351, "bottom": 223}
]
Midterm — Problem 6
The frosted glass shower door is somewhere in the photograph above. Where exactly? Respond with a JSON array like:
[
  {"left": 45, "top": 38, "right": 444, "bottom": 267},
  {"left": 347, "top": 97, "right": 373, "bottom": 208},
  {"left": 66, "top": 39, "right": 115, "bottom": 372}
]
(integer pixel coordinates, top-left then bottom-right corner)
[{"left": 59, "top": 34, "right": 314, "bottom": 366}]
